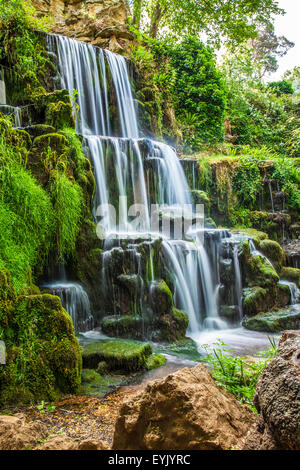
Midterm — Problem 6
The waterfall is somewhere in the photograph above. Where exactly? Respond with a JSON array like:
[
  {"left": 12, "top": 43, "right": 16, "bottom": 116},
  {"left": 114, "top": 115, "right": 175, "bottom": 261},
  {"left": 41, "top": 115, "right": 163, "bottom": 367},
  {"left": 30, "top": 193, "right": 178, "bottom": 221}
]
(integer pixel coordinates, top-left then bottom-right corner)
[
  {"left": 0, "top": 79, "right": 6, "bottom": 105},
  {"left": 233, "top": 244, "right": 243, "bottom": 320},
  {"left": 279, "top": 280, "right": 300, "bottom": 305},
  {"left": 268, "top": 181, "right": 275, "bottom": 213},
  {"left": 43, "top": 282, "right": 94, "bottom": 333},
  {"left": 0, "top": 105, "right": 21, "bottom": 127},
  {"left": 47, "top": 32, "right": 241, "bottom": 336},
  {"left": 249, "top": 239, "right": 276, "bottom": 271},
  {"left": 104, "top": 50, "right": 139, "bottom": 138}
]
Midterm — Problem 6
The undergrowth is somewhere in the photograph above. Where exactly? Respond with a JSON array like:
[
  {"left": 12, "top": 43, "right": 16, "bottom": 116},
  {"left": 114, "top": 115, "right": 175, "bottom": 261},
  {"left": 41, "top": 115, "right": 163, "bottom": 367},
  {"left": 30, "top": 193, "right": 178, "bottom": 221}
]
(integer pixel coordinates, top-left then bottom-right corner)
[{"left": 203, "top": 338, "right": 278, "bottom": 412}]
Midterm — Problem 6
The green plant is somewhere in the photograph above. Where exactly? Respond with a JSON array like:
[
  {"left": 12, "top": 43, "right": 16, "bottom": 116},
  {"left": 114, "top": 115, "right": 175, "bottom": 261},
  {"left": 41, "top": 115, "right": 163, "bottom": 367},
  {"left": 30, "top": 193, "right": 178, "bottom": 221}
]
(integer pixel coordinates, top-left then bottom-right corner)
[
  {"left": 203, "top": 339, "right": 277, "bottom": 412},
  {"left": 50, "top": 172, "right": 83, "bottom": 260},
  {"left": 37, "top": 400, "right": 56, "bottom": 413}
]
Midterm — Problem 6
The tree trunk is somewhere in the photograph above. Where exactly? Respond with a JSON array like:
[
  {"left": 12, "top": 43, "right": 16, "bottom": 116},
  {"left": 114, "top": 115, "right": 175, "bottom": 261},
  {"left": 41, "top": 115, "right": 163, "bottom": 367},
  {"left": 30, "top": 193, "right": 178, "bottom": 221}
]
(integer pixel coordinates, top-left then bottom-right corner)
[{"left": 149, "top": 2, "right": 164, "bottom": 38}]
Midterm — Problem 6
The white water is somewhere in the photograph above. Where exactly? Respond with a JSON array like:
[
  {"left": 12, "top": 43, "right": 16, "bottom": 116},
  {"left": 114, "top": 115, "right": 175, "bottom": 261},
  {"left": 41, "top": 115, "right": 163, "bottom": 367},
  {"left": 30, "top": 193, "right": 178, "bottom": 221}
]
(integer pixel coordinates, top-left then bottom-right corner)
[
  {"left": 104, "top": 50, "right": 139, "bottom": 138},
  {"left": 0, "top": 105, "right": 21, "bottom": 127},
  {"left": 162, "top": 238, "right": 227, "bottom": 335},
  {"left": 278, "top": 280, "right": 300, "bottom": 305}
]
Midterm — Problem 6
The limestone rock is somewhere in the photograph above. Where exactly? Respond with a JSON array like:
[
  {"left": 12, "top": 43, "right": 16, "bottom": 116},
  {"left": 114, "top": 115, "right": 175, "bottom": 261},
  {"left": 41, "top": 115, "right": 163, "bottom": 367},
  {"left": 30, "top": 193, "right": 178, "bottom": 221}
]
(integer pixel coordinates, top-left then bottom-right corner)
[
  {"left": 0, "top": 414, "right": 107, "bottom": 450},
  {"left": 0, "top": 415, "right": 48, "bottom": 450},
  {"left": 32, "top": 0, "right": 130, "bottom": 47},
  {"left": 112, "top": 363, "right": 256, "bottom": 450},
  {"left": 241, "top": 330, "right": 300, "bottom": 450}
]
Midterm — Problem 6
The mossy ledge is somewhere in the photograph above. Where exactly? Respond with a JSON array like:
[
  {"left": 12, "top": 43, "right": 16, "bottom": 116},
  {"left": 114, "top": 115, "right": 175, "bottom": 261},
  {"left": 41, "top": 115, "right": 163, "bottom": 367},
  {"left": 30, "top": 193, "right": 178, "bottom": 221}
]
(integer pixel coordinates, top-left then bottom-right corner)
[{"left": 82, "top": 339, "right": 154, "bottom": 372}]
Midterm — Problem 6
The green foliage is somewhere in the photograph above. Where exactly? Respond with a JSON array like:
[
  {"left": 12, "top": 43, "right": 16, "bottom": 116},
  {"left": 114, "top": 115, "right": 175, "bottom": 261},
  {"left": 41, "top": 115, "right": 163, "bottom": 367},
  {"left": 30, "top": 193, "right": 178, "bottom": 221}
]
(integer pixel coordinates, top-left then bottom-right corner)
[
  {"left": 232, "top": 154, "right": 263, "bottom": 207},
  {"left": 0, "top": 0, "right": 51, "bottom": 102},
  {"left": 131, "top": 35, "right": 226, "bottom": 149},
  {"left": 50, "top": 172, "right": 83, "bottom": 260},
  {"left": 0, "top": 118, "right": 55, "bottom": 291},
  {"left": 203, "top": 339, "right": 277, "bottom": 412},
  {"left": 268, "top": 80, "right": 294, "bottom": 95},
  {"left": 168, "top": 38, "right": 226, "bottom": 148},
  {"left": 130, "top": 0, "right": 282, "bottom": 45},
  {"left": 221, "top": 48, "right": 300, "bottom": 156},
  {"left": 36, "top": 400, "right": 56, "bottom": 413}
]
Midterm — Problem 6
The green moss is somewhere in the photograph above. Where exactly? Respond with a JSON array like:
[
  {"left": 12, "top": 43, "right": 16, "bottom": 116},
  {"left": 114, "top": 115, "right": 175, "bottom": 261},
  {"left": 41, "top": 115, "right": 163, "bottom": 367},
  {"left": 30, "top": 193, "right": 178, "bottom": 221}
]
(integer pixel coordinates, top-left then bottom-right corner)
[
  {"left": 156, "top": 338, "right": 202, "bottom": 361},
  {"left": 243, "top": 306, "right": 300, "bottom": 332},
  {"left": 258, "top": 239, "right": 285, "bottom": 272},
  {"left": 50, "top": 172, "right": 83, "bottom": 260},
  {"left": 243, "top": 283, "right": 290, "bottom": 317},
  {"left": 243, "top": 287, "right": 268, "bottom": 316},
  {"left": 232, "top": 228, "right": 268, "bottom": 245},
  {"left": 145, "top": 353, "right": 166, "bottom": 370},
  {"left": 45, "top": 101, "right": 75, "bottom": 130},
  {"left": 25, "top": 124, "right": 56, "bottom": 139},
  {"left": 241, "top": 240, "right": 279, "bottom": 288},
  {"left": 0, "top": 293, "right": 82, "bottom": 405},
  {"left": 80, "top": 369, "right": 125, "bottom": 397},
  {"left": 280, "top": 267, "right": 300, "bottom": 288},
  {"left": 101, "top": 315, "right": 143, "bottom": 339},
  {"left": 190, "top": 190, "right": 210, "bottom": 207},
  {"left": 82, "top": 339, "right": 153, "bottom": 372},
  {"left": 150, "top": 280, "right": 173, "bottom": 315},
  {"left": 159, "top": 308, "right": 189, "bottom": 342}
]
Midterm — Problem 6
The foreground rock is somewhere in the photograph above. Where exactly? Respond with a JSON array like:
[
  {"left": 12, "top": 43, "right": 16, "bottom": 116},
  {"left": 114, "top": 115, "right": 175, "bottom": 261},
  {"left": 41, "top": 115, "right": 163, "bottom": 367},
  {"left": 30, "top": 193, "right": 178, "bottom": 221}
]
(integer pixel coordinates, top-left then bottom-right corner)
[
  {"left": 0, "top": 415, "right": 107, "bottom": 450},
  {"left": 241, "top": 331, "right": 300, "bottom": 450},
  {"left": 112, "top": 363, "right": 256, "bottom": 450}
]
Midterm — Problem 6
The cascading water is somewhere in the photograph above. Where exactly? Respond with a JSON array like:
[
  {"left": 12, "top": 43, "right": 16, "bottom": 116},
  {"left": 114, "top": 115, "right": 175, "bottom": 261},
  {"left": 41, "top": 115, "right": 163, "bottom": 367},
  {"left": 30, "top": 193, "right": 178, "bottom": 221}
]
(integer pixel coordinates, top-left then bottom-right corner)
[
  {"left": 279, "top": 280, "right": 300, "bottom": 305},
  {"left": 47, "top": 33, "right": 239, "bottom": 335}
]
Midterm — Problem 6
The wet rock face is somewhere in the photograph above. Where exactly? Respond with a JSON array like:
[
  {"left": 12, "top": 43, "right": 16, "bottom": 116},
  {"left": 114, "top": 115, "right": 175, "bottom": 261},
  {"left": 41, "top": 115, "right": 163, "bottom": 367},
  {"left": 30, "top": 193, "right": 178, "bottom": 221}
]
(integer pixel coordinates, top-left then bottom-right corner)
[
  {"left": 32, "top": 0, "right": 130, "bottom": 50},
  {"left": 242, "top": 331, "right": 300, "bottom": 450},
  {"left": 112, "top": 363, "right": 256, "bottom": 450}
]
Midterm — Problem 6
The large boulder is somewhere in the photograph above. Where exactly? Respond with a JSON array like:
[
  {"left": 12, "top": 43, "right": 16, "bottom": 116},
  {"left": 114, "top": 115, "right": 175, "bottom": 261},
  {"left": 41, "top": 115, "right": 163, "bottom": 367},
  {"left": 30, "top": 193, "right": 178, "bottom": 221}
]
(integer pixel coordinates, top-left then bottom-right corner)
[
  {"left": 112, "top": 363, "right": 256, "bottom": 450},
  {"left": 241, "top": 331, "right": 300, "bottom": 450}
]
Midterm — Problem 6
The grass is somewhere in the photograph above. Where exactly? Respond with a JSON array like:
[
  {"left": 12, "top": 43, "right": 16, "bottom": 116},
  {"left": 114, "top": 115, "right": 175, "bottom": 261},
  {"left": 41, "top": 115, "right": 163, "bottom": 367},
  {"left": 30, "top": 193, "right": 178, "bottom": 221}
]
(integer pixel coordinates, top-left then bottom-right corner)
[{"left": 202, "top": 338, "right": 277, "bottom": 412}]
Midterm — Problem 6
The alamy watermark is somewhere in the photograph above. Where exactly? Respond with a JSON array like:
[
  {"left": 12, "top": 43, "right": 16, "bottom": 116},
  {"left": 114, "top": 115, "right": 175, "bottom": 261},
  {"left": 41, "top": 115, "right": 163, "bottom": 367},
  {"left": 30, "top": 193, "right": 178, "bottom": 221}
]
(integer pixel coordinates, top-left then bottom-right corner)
[
  {"left": 95, "top": 198, "right": 205, "bottom": 244},
  {"left": 0, "top": 340, "right": 5, "bottom": 365}
]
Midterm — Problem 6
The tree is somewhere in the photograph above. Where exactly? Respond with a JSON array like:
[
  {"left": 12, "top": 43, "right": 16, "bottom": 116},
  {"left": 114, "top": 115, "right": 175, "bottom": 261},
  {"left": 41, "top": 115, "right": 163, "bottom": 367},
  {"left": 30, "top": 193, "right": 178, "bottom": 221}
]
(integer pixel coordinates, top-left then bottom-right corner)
[
  {"left": 251, "top": 22, "right": 294, "bottom": 79},
  {"left": 128, "top": 0, "right": 283, "bottom": 44}
]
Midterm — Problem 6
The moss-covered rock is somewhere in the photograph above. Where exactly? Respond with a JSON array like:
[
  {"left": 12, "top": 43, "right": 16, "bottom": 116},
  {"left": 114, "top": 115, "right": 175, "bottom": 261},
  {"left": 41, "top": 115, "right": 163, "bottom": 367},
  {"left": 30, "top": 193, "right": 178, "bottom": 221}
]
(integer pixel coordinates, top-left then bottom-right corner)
[
  {"left": 24, "top": 124, "right": 56, "bottom": 139},
  {"left": 45, "top": 100, "right": 75, "bottom": 130},
  {"left": 80, "top": 369, "right": 125, "bottom": 397},
  {"left": 280, "top": 267, "right": 300, "bottom": 288},
  {"left": 190, "top": 190, "right": 210, "bottom": 208},
  {"left": 241, "top": 240, "right": 279, "bottom": 288},
  {"left": 82, "top": 339, "right": 153, "bottom": 372},
  {"left": 243, "top": 306, "right": 300, "bottom": 332},
  {"left": 242, "top": 284, "right": 290, "bottom": 317},
  {"left": 145, "top": 353, "right": 166, "bottom": 370},
  {"left": 149, "top": 280, "right": 173, "bottom": 315},
  {"left": 159, "top": 307, "right": 189, "bottom": 342},
  {"left": 101, "top": 315, "right": 143, "bottom": 339},
  {"left": 258, "top": 239, "right": 285, "bottom": 272},
  {"left": 0, "top": 293, "right": 82, "bottom": 405}
]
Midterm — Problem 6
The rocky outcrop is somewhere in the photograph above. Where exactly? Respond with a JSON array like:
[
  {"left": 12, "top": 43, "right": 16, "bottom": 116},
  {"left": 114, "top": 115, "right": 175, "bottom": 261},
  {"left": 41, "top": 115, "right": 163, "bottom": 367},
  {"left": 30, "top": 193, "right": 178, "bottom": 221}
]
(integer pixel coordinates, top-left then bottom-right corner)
[
  {"left": 0, "top": 415, "right": 107, "bottom": 450},
  {"left": 112, "top": 363, "right": 256, "bottom": 450},
  {"left": 241, "top": 331, "right": 300, "bottom": 450},
  {"left": 32, "top": 0, "right": 131, "bottom": 51}
]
